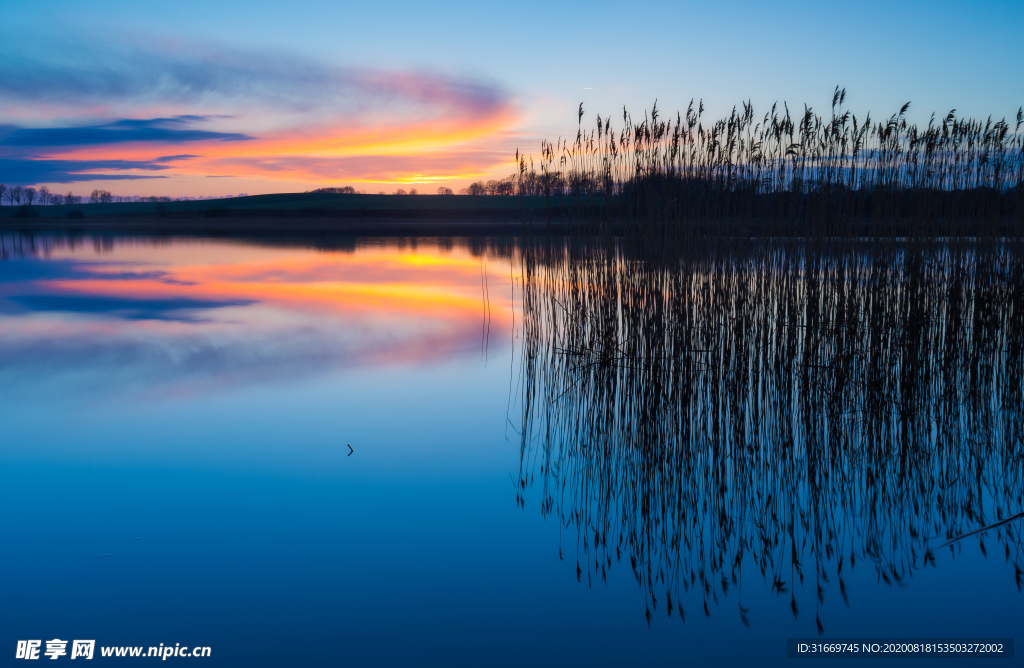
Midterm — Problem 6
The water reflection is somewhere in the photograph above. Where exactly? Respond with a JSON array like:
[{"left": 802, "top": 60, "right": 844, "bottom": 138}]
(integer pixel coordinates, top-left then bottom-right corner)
[
  {"left": 515, "top": 235, "right": 1024, "bottom": 633},
  {"left": 0, "top": 233, "right": 514, "bottom": 401},
  {"left": 5, "top": 229, "right": 1021, "bottom": 647}
]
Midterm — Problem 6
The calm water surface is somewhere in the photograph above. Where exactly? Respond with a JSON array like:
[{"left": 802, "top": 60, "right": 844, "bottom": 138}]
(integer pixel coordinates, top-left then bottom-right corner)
[{"left": 0, "top": 234, "right": 1019, "bottom": 667}]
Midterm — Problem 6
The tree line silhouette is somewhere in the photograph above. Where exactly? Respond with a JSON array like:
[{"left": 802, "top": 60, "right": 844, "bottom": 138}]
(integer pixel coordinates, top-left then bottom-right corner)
[{"left": 0, "top": 185, "right": 179, "bottom": 206}]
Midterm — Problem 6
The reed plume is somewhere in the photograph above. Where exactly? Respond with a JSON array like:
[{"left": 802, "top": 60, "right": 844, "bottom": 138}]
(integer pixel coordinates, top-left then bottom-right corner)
[{"left": 516, "top": 90, "right": 1024, "bottom": 243}]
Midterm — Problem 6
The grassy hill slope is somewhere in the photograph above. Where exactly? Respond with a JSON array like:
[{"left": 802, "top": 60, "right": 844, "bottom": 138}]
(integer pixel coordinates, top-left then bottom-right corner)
[{"left": 5, "top": 193, "right": 549, "bottom": 217}]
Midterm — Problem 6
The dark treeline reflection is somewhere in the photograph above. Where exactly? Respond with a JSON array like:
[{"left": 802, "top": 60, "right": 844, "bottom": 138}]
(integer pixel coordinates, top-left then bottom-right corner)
[
  {"left": 514, "top": 232, "right": 1024, "bottom": 632},
  {"left": 0, "top": 232, "right": 521, "bottom": 260}
]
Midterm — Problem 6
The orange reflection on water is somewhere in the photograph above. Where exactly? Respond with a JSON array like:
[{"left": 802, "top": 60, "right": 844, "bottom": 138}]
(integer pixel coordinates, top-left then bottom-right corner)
[
  {"left": 31, "top": 240, "right": 513, "bottom": 371},
  {"left": 45, "top": 246, "right": 506, "bottom": 320},
  {"left": 0, "top": 238, "right": 521, "bottom": 404}
]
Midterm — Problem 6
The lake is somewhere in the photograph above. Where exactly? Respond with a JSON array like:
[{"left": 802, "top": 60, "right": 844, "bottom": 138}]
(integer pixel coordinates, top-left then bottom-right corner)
[{"left": 1, "top": 232, "right": 1019, "bottom": 666}]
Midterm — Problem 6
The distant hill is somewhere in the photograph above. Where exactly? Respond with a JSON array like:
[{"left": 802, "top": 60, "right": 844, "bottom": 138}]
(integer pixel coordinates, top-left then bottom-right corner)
[{"left": 4, "top": 193, "right": 550, "bottom": 217}]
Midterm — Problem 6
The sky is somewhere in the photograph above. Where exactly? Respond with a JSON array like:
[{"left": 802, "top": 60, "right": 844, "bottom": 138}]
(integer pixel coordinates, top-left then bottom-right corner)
[{"left": 0, "top": 0, "right": 1021, "bottom": 197}]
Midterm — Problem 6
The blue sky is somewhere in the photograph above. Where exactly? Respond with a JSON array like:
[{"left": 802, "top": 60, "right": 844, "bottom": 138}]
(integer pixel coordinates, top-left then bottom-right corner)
[{"left": 0, "top": 0, "right": 1021, "bottom": 196}]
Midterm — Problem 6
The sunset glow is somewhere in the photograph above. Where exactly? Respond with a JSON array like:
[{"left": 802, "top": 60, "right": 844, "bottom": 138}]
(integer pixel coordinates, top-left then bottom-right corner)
[
  {"left": 2, "top": 0, "right": 1018, "bottom": 198},
  {"left": 0, "top": 38, "right": 524, "bottom": 195}
]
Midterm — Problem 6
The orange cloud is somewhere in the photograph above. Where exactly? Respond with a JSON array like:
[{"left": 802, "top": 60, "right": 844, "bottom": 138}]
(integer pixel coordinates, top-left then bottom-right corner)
[
  {"left": 1, "top": 40, "right": 524, "bottom": 191},
  {"left": 37, "top": 112, "right": 520, "bottom": 185}
]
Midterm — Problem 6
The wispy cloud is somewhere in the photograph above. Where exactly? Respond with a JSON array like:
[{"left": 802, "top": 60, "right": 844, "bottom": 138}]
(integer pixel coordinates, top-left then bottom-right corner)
[
  {"left": 0, "top": 37, "right": 519, "bottom": 189},
  {"left": 0, "top": 38, "right": 510, "bottom": 123},
  {"left": 0, "top": 155, "right": 196, "bottom": 184},
  {"left": 0, "top": 118, "right": 252, "bottom": 148},
  {"left": 207, "top": 150, "right": 514, "bottom": 183}
]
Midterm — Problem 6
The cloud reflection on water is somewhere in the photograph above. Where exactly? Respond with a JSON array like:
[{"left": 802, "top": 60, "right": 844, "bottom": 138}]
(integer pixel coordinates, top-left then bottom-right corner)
[{"left": 0, "top": 235, "right": 512, "bottom": 402}]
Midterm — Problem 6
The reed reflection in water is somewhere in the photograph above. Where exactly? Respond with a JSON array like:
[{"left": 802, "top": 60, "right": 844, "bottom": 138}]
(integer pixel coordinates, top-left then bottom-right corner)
[{"left": 514, "top": 233, "right": 1024, "bottom": 633}]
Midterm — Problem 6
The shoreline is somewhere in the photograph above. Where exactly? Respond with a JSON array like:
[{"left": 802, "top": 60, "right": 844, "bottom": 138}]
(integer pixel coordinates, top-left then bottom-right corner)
[{"left": 0, "top": 211, "right": 536, "bottom": 237}]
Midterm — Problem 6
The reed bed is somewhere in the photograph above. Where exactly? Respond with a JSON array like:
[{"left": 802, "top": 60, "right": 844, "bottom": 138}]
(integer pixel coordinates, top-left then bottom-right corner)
[
  {"left": 516, "top": 89, "right": 1024, "bottom": 243},
  {"left": 513, "top": 134, "right": 1024, "bottom": 629}
]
